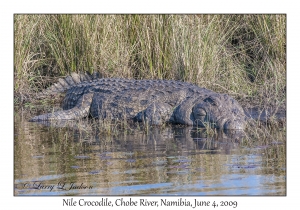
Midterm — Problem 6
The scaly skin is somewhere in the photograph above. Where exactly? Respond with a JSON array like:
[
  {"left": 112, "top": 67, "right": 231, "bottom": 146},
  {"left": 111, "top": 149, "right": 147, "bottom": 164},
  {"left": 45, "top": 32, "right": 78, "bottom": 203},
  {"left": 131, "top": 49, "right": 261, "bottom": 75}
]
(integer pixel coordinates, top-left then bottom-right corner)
[{"left": 30, "top": 72, "right": 247, "bottom": 130}]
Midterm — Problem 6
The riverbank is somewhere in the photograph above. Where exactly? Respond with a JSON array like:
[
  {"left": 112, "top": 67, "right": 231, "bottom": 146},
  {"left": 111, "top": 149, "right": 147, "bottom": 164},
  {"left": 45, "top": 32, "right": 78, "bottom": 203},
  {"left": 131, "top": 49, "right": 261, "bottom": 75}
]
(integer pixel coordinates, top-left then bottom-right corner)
[{"left": 14, "top": 14, "right": 286, "bottom": 111}]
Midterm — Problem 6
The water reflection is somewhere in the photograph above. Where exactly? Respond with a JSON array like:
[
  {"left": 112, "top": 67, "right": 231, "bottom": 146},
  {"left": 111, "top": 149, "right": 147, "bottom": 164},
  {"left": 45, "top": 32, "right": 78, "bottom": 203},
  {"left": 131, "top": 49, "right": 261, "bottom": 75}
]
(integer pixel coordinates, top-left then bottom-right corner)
[{"left": 14, "top": 113, "right": 286, "bottom": 196}]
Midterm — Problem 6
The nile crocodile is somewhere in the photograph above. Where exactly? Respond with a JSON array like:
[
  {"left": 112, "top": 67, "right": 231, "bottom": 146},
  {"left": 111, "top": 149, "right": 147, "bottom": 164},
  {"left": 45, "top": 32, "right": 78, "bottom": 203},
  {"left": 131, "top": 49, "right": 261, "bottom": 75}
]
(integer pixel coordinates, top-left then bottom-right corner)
[{"left": 30, "top": 72, "right": 247, "bottom": 129}]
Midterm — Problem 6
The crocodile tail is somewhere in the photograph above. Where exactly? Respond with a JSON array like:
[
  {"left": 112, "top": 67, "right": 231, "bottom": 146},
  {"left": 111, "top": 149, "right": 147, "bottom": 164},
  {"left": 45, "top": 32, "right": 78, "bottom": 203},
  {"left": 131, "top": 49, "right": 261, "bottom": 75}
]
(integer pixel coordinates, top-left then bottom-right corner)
[
  {"left": 41, "top": 71, "right": 101, "bottom": 95},
  {"left": 30, "top": 92, "right": 94, "bottom": 121}
]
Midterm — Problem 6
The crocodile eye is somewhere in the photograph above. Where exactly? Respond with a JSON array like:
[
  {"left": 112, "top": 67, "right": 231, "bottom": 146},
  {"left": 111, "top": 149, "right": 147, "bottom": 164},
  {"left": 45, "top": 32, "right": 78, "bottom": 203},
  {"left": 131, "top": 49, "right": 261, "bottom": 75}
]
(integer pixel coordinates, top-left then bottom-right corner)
[{"left": 193, "top": 107, "right": 206, "bottom": 116}]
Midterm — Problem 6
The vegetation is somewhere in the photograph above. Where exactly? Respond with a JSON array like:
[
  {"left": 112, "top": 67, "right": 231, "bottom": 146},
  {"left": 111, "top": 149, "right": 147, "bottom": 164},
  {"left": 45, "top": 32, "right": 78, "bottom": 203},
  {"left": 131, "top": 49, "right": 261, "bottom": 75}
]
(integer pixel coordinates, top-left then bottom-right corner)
[{"left": 14, "top": 14, "right": 286, "bottom": 110}]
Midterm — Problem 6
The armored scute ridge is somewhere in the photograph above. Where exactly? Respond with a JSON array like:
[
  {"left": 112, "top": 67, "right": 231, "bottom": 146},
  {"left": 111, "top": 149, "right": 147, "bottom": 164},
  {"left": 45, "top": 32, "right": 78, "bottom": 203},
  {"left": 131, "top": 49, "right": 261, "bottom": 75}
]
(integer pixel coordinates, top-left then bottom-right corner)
[{"left": 30, "top": 72, "right": 247, "bottom": 130}]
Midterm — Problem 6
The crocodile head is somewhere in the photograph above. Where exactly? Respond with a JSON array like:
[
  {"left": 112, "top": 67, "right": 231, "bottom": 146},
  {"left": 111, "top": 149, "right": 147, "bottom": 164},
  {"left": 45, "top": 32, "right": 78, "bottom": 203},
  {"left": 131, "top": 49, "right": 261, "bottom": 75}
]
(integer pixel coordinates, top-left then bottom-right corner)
[
  {"left": 191, "top": 95, "right": 246, "bottom": 129},
  {"left": 175, "top": 94, "right": 247, "bottom": 130}
]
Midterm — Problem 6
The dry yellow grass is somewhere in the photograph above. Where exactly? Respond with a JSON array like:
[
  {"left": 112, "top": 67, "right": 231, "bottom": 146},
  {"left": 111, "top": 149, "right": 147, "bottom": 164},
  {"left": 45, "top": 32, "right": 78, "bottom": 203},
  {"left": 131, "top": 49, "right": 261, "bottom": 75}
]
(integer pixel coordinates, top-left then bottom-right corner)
[{"left": 14, "top": 14, "right": 286, "bottom": 111}]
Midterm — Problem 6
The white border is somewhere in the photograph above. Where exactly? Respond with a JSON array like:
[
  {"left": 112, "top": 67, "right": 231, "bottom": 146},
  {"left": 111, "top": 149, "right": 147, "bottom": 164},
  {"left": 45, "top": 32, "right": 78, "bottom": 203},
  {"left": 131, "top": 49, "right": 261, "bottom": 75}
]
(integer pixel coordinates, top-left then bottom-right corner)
[{"left": 3, "top": 0, "right": 298, "bottom": 209}]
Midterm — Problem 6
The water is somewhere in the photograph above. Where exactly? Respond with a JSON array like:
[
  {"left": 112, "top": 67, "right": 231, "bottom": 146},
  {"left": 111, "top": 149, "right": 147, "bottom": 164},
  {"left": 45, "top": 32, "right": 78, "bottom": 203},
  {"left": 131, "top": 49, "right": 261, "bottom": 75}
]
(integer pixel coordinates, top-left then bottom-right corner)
[{"left": 14, "top": 112, "right": 286, "bottom": 196}]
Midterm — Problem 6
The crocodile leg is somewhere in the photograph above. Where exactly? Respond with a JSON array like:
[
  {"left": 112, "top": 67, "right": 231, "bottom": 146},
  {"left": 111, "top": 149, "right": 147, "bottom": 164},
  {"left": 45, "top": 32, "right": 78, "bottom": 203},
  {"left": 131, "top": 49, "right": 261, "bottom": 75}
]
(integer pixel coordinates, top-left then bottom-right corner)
[
  {"left": 30, "top": 93, "right": 94, "bottom": 121},
  {"left": 141, "top": 102, "right": 173, "bottom": 125}
]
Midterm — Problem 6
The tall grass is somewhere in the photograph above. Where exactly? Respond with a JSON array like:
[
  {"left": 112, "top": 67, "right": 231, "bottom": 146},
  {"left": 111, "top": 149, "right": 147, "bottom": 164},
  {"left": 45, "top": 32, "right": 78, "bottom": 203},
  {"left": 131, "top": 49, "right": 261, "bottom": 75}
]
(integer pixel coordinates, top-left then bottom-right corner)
[{"left": 14, "top": 14, "right": 286, "bottom": 109}]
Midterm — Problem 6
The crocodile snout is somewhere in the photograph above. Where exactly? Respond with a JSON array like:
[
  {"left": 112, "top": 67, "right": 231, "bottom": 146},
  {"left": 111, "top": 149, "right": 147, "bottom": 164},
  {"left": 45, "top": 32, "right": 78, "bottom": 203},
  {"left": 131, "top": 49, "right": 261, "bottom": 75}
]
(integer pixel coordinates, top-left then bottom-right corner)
[{"left": 223, "top": 119, "right": 245, "bottom": 130}]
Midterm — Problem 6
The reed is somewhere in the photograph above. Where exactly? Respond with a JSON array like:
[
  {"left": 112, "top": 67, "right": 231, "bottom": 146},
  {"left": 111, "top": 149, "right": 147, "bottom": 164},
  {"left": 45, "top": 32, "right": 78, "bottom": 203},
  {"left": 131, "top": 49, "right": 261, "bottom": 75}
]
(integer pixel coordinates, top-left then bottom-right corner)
[{"left": 14, "top": 14, "right": 286, "bottom": 109}]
